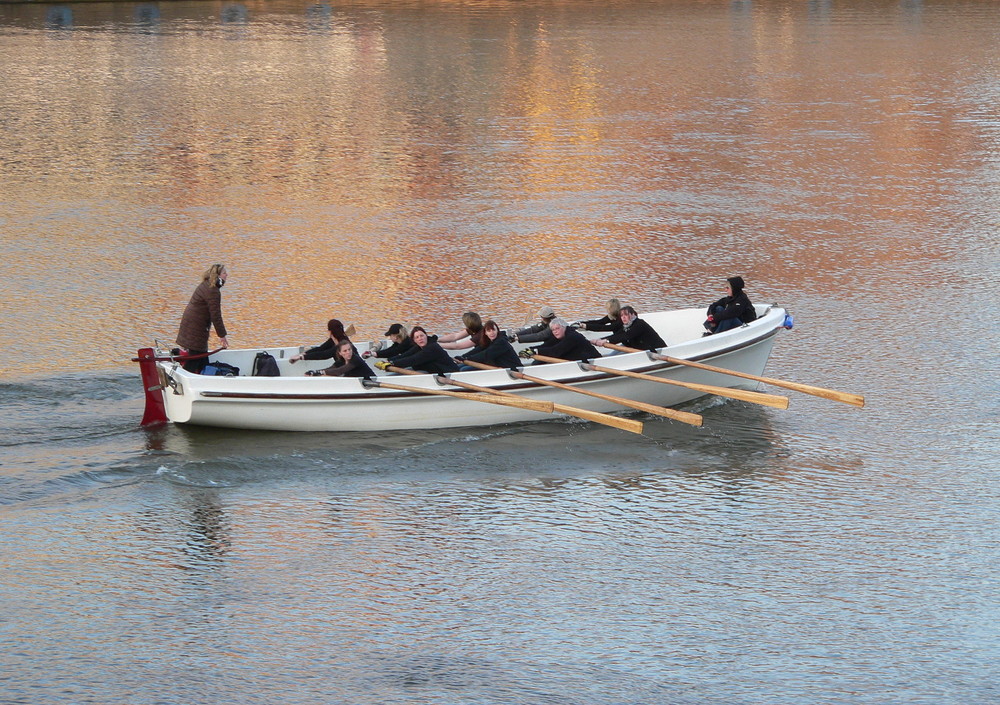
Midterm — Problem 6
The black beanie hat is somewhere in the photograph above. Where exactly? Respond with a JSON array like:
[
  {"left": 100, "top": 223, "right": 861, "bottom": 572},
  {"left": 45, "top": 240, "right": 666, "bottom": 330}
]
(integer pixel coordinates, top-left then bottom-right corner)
[{"left": 728, "top": 276, "right": 745, "bottom": 293}]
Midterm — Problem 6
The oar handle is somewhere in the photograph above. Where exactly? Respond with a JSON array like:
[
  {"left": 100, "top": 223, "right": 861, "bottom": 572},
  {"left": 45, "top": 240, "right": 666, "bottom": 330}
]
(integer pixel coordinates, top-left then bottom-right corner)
[
  {"left": 386, "top": 365, "right": 422, "bottom": 375},
  {"left": 604, "top": 343, "right": 865, "bottom": 408},
  {"left": 601, "top": 343, "right": 648, "bottom": 354},
  {"left": 459, "top": 359, "right": 500, "bottom": 372}
]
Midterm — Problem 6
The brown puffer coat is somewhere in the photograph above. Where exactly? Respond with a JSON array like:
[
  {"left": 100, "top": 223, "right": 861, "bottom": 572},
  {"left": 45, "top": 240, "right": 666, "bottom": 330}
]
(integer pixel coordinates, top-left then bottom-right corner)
[{"left": 176, "top": 281, "right": 227, "bottom": 351}]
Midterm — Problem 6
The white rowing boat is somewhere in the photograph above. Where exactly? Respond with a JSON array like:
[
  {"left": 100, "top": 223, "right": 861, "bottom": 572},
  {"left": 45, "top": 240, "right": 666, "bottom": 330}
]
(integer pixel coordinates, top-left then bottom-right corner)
[{"left": 135, "top": 305, "right": 792, "bottom": 432}]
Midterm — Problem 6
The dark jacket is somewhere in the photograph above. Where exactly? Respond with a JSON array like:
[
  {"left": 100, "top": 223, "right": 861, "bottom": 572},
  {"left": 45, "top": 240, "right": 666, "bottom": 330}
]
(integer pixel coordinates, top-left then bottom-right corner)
[
  {"left": 390, "top": 340, "right": 460, "bottom": 374},
  {"left": 318, "top": 355, "right": 374, "bottom": 379},
  {"left": 513, "top": 321, "right": 554, "bottom": 344},
  {"left": 708, "top": 291, "right": 757, "bottom": 325},
  {"left": 177, "top": 280, "right": 226, "bottom": 352},
  {"left": 606, "top": 317, "right": 666, "bottom": 351},
  {"left": 462, "top": 336, "right": 520, "bottom": 369},
  {"left": 303, "top": 337, "right": 358, "bottom": 361},
  {"left": 536, "top": 328, "right": 601, "bottom": 363},
  {"left": 374, "top": 337, "right": 415, "bottom": 359},
  {"left": 578, "top": 315, "right": 622, "bottom": 333}
]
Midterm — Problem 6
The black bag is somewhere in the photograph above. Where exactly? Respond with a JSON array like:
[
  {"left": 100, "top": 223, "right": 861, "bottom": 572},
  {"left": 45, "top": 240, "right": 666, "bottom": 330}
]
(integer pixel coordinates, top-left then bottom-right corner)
[
  {"left": 203, "top": 361, "right": 240, "bottom": 376},
  {"left": 252, "top": 351, "right": 280, "bottom": 377}
]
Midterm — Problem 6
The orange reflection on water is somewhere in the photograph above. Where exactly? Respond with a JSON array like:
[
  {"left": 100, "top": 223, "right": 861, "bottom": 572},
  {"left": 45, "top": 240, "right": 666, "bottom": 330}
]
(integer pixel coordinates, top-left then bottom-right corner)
[{"left": 0, "top": 0, "right": 996, "bottom": 376}]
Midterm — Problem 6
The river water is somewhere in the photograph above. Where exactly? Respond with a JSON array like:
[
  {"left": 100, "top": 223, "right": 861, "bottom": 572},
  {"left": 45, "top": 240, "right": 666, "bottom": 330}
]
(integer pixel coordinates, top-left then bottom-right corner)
[{"left": 1, "top": 1, "right": 998, "bottom": 703}]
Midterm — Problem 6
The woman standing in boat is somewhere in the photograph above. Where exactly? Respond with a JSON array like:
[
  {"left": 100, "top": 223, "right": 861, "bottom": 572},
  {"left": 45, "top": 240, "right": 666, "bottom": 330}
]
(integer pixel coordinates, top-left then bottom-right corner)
[
  {"left": 289, "top": 319, "right": 354, "bottom": 363},
  {"left": 704, "top": 276, "right": 757, "bottom": 334},
  {"left": 380, "top": 326, "right": 459, "bottom": 374},
  {"left": 176, "top": 263, "right": 229, "bottom": 374},
  {"left": 306, "top": 339, "right": 375, "bottom": 379}
]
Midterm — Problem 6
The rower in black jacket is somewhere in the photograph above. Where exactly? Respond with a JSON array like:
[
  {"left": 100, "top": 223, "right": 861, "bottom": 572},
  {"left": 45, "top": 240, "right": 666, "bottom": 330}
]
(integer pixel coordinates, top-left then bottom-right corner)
[
  {"left": 458, "top": 320, "right": 520, "bottom": 370},
  {"left": 383, "top": 326, "right": 460, "bottom": 374},
  {"left": 594, "top": 306, "right": 666, "bottom": 351},
  {"left": 531, "top": 318, "right": 602, "bottom": 363}
]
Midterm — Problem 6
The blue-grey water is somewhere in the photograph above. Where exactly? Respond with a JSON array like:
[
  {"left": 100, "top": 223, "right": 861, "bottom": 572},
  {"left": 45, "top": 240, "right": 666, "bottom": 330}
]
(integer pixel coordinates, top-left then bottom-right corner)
[{"left": 1, "top": 1, "right": 998, "bottom": 703}]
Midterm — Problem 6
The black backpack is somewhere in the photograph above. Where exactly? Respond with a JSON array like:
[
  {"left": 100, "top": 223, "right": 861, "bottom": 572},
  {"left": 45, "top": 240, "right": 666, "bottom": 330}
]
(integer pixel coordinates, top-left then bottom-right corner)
[
  {"left": 252, "top": 351, "right": 280, "bottom": 377},
  {"left": 203, "top": 361, "right": 240, "bottom": 376}
]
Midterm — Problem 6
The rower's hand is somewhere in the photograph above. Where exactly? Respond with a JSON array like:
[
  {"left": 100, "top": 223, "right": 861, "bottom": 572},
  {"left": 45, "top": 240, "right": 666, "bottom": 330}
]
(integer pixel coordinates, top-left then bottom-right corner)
[
  {"left": 289, "top": 354, "right": 302, "bottom": 363},
  {"left": 593, "top": 339, "right": 606, "bottom": 347},
  {"left": 361, "top": 351, "right": 372, "bottom": 359},
  {"left": 220, "top": 336, "right": 230, "bottom": 349},
  {"left": 518, "top": 348, "right": 535, "bottom": 359},
  {"left": 374, "top": 360, "right": 390, "bottom": 371}
]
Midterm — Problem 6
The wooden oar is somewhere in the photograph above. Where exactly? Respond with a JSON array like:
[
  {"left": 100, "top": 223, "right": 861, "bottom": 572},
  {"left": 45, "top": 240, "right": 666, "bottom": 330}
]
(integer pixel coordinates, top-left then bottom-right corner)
[
  {"left": 460, "top": 359, "right": 700, "bottom": 427},
  {"left": 383, "top": 364, "right": 642, "bottom": 434},
  {"left": 530, "top": 353, "right": 790, "bottom": 409},
  {"left": 345, "top": 324, "right": 357, "bottom": 338},
  {"left": 442, "top": 371, "right": 644, "bottom": 434},
  {"left": 603, "top": 343, "right": 865, "bottom": 408},
  {"left": 363, "top": 378, "right": 555, "bottom": 414}
]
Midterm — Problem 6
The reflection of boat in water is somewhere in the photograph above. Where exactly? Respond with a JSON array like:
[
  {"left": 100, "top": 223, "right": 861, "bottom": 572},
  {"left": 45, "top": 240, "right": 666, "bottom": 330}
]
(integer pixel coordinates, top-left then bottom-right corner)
[{"left": 135, "top": 306, "right": 792, "bottom": 433}]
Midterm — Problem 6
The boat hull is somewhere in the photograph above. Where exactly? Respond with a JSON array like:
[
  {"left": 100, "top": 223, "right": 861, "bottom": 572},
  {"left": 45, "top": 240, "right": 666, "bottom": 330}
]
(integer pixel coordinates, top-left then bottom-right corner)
[{"left": 153, "top": 306, "right": 786, "bottom": 432}]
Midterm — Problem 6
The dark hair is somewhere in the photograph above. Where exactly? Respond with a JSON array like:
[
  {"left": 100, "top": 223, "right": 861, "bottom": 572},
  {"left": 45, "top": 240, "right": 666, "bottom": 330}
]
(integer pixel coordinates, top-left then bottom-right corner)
[
  {"left": 410, "top": 326, "right": 428, "bottom": 343},
  {"left": 327, "top": 319, "right": 346, "bottom": 340},
  {"left": 620, "top": 305, "right": 637, "bottom": 317},
  {"left": 728, "top": 276, "right": 746, "bottom": 294},
  {"left": 483, "top": 319, "right": 500, "bottom": 333}
]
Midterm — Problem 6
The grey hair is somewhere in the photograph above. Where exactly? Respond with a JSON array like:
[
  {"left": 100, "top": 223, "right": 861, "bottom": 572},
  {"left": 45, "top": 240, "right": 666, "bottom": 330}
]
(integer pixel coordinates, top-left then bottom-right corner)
[{"left": 549, "top": 317, "right": 568, "bottom": 328}]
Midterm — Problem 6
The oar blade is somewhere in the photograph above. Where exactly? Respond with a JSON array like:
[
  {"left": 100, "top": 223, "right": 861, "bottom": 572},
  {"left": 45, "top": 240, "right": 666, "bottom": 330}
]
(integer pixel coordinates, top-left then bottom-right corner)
[
  {"left": 601, "top": 343, "right": 867, "bottom": 410},
  {"left": 552, "top": 404, "right": 644, "bottom": 434}
]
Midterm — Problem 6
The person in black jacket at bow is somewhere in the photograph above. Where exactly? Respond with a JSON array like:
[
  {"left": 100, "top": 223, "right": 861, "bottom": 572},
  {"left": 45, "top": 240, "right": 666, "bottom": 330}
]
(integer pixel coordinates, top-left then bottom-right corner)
[
  {"left": 528, "top": 318, "right": 601, "bottom": 363},
  {"left": 704, "top": 276, "right": 757, "bottom": 335},
  {"left": 456, "top": 320, "right": 520, "bottom": 370},
  {"left": 381, "top": 326, "right": 460, "bottom": 374},
  {"left": 594, "top": 306, "right": 666, "bottom": 351}
]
